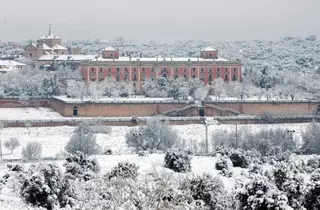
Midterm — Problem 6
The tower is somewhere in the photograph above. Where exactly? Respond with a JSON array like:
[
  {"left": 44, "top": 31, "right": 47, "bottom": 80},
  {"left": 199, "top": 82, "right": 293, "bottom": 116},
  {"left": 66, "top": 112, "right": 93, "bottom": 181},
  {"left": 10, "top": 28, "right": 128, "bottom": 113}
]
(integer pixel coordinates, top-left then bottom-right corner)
[{"left": 48, "top": 24, "right": 52, "bottom": 36}]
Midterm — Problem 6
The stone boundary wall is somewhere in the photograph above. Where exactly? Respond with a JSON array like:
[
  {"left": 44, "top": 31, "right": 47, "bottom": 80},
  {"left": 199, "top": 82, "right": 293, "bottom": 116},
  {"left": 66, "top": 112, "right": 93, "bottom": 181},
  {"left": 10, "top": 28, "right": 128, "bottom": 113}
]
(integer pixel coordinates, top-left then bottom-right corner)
[
  {"left": 1, "top": 115, "right": 319, "bottom": 128},
  {"left": 0, "top": 97, "right": 319, "bottom": 117}
]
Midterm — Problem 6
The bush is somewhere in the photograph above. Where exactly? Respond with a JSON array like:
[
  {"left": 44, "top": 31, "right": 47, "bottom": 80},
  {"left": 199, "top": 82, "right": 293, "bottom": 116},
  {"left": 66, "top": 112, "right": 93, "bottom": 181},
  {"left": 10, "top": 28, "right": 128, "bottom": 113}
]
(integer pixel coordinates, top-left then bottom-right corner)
[
  {"left": 106, "top": 162, "right": 139, "bottom": 180},
  {"left": 131, "top": 115, "right": 139, "bottom": 124},
  {"left": 282, "top": 173, "right": 305, "bottom": 209},
  {"left": 273, "top": 163, "right": 290, "bottom": 190},
  {"left": 125, "top": 118, "right": 178, "bottom": 152},
  {"left": 138, "top": 150, "right": 147, "bottom": 157},
  {"left": 311, "top": 169, "right": 320, "bottom": 182},
  {"left": 215, "top": 157, "right": 231, "bottom": 170},
  {"left": 214, "top": 127, "right": 297, "bottom": 156},
  {"left": 303, "top": 182, "right": 320, "bottom": 210},
  {"left": 64, "top": 152, "right": 100, "bottom": 181},
  {"left": 164, "top": 149, "right": 191, "bottom": 173},
  {"left": 236, "top": 175, "right": 289, "bottom": 210},
  {"left": 103, "top": 148, "right": 113, "bottom": 155},
  {"left": 215, "top": 157, "right": 233, "bottom": 177},
  {"left": 249, "top": 164, "right": 263, "bottom": 175},
  {"left": 65, "top": 122, "right": 101, "bottom": 155},
  {"left": 22, "top": 141, "right": 42, "bottom": 161},
  {"left": 301, "top": 122, "right": 320, "bottom": 154},
  {"left": 4, "top": 137, "right": 20, "bottom": 154},
  {"left": 259, "top": 111, "right": 276, "bottom": 124},
  {"left": 185, "top": 174, "right": 235, "bottom": 209},
  {"left": 229, "top": 152, "right": 249, "bottom": 168},
  {"left": 20, "top": 163, "right": 75, "bottom": 210},
  {"left": 0, "top": 164, "right": 25, "bottom": 189},
  {"left": 90, "top": 125, "right": 112, "bottom": 134}
]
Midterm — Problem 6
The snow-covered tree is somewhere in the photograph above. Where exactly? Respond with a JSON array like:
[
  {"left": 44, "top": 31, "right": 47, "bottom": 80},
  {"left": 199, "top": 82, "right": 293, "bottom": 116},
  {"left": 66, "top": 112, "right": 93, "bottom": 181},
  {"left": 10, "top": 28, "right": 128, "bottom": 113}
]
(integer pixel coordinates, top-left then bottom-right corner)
[
  {"left": 125, "top": 118, "right": 178, "bottom": 152},
  {"left": 194, "top": 86, "right": 209, "bottom": 100},
  {"left": 65, "top": 122, "right": 101, "bottom": 155},
  {"left": 66, "top": 80, "right": 87, "bottom": 100},
  {"left": 301, "top": 122, "right": 320, "bottom": 154},
  {"left": 211, "top": 78, "right": 226, "bottom": 100},
  {"left": 87, "top": 81, "right": 105, "bottom": 100},
  {"left": 4, "top": 137, "right": 20, "bottom": 154},
  {"left": 22, "top": 141, "right": 42, "bottom": 160}
]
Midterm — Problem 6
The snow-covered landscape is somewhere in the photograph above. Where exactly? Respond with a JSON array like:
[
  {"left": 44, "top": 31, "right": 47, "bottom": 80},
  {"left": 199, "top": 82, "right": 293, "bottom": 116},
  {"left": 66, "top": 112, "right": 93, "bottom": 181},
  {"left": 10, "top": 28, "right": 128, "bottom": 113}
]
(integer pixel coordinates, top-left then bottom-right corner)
[
  {"left": 0, "top": 106, "right": 317, "bottom": 209},
  {"left": 1, "top": 0, "right": 320, "bottom": 209},
  {"left": 0, "top": 122, "right": 309, "bottom": 160}
]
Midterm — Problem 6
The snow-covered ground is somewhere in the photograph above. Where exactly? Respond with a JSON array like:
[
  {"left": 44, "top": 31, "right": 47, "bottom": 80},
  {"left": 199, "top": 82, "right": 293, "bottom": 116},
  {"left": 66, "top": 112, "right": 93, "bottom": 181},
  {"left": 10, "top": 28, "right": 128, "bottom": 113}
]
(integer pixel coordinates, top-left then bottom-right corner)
[
  {"left": 0, "top": 123, "right": 309, "bottom": 160},
  {"left": 0, "top": 153, "right": 245, "bottom": 210}
]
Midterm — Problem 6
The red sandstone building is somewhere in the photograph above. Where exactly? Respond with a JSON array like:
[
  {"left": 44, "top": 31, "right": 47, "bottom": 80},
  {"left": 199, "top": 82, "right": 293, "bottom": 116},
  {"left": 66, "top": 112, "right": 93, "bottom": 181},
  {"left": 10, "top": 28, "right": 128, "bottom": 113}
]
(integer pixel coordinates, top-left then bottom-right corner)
[
  {"left": 25, "top": 29, "right": 242, "bottom": 91},
  {"left": 80, "top": 47, "right": 242, "bottom": 91}
]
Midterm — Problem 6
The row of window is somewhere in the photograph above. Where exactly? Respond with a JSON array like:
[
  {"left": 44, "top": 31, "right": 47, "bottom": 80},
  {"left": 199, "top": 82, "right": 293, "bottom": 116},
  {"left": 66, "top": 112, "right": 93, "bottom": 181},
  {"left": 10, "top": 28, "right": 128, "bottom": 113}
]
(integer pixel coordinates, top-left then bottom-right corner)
[
  {"left": 90, "top": 71, "right": 238, "bottom": 82},
  {"left": 91, "top": 67, "right": 238, "bottom": 73}
]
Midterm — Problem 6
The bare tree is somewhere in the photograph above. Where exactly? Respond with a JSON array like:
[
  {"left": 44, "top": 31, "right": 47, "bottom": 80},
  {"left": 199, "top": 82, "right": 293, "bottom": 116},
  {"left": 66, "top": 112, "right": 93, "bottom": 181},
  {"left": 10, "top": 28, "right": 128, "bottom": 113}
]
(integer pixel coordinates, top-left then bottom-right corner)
[{"left": 4, "top": 137, "right": 20, "bottom": 154}]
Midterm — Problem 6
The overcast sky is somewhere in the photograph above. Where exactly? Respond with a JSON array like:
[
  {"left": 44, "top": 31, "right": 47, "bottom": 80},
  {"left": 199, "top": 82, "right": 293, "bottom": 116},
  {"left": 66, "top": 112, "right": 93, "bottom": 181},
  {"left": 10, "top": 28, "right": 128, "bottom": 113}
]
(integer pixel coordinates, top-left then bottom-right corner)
[{"left": 0, "top": 0, "right": 319, "bottom": 42}]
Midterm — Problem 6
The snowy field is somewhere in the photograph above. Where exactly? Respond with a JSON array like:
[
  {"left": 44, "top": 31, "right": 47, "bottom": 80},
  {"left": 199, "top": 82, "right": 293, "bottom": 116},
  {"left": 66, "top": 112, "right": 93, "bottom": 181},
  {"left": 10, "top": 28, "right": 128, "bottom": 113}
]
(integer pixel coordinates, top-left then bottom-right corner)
[
  {"left": 0, "top": 123, "right": 309, "bottom": 160},
  {"left": 0, "top": 154, "right": 244, "bottom": 210}
]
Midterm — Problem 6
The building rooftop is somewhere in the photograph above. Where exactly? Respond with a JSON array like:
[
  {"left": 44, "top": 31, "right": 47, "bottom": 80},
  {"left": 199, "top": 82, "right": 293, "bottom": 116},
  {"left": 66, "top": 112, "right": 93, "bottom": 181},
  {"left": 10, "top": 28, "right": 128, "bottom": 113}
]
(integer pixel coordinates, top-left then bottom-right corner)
[
  {"left": 0, "top": 60, "right": 26, "bottom": 66},
  {"left": 52, "top": 44, "right": 68, "bottom": 50},
  {"left": 37, "top": 42, "right": 52, "bottom": 50},
  {"left": 104, "top": 46, "right": 116, "bottom": 51},
  {"left": 201, "top": 47, "right": 217, "bottom": 51},
  {"left": 96, "top": 56, "right": 230, "bottom": 62},
  {"left": 0, "top": 60, "right": 26, "bottom": 72},
  {"left": 38, "top": 54, "right": 231, "bottom": 62},
  {"left": 38, "top": 54, "right": 97, "bottom": 61}
]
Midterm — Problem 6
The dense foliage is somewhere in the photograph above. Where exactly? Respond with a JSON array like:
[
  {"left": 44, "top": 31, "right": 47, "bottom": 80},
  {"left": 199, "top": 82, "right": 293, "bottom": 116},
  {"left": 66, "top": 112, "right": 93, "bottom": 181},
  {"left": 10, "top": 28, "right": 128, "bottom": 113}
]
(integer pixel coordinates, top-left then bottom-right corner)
[
  {"left": 106, "top": 162, "right": 139, "bottom": 180},
  {"left": 64, "top": 152, "right": 100, "bottom": 181},
  {"left": 164, "top": 149, "right": 191, "bottom": 172},
  {"left": 20, "top": 163, "right": 76, "bottom": 210}
]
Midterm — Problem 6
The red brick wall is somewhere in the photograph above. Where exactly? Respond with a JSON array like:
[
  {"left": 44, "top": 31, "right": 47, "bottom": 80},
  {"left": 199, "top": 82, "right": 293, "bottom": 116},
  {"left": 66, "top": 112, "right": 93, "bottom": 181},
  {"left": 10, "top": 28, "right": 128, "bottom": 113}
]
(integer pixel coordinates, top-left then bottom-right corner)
[{"left": 208, "top": 102, "right": 319, "bottom": 116}]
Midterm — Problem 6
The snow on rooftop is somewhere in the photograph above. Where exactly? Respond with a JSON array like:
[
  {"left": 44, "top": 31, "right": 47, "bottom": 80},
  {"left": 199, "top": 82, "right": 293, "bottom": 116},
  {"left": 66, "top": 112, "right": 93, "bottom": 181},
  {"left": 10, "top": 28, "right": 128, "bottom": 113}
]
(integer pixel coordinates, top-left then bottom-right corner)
[
  {"left": 54, "top": 95, "right": 178, "bottom": 103},
  {"left": 52, "top": 44, "right": 68, "bottom": 50},
  {"left": 38, "top": 43, "right": 52, "bottom": 50},
  {"left": 38, "top": 54, "right": 96, "bottom": 61},
  {"left": 96, "top": 56, "right": 230, "bottom": 62},
  {"left": 0, "top": 60, "right": 26, "bottom": 66},
  {"left": 40, "top": 33, "right": 61, "bottom": 39},
  {"left": 201, "top": 47, "right": 217, "bottom": 51},
  {"left": 38, "top": 55, "right": 230, "bottom": 62},
  {"left": 104, "top": 46, "right": 116, "bottom": 51}
]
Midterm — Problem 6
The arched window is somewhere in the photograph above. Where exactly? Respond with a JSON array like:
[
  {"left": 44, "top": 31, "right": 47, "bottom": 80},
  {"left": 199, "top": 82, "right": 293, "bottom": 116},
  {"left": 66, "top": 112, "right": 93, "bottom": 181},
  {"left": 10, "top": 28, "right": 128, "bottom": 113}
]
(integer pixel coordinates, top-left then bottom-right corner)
[
  {"left": 232, "top": 74, "right": 237, "bottom": 81},
  {"left": 73, "top": 106, "right": 78, "bottom": 116}
]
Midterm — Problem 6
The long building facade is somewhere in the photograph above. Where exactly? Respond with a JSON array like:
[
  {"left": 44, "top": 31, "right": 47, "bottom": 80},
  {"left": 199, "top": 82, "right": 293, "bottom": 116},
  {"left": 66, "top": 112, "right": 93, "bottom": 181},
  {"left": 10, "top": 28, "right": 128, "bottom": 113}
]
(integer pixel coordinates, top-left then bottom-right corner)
[{"left": 80, "top": 47, "right": 242, "bottom": 92}]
